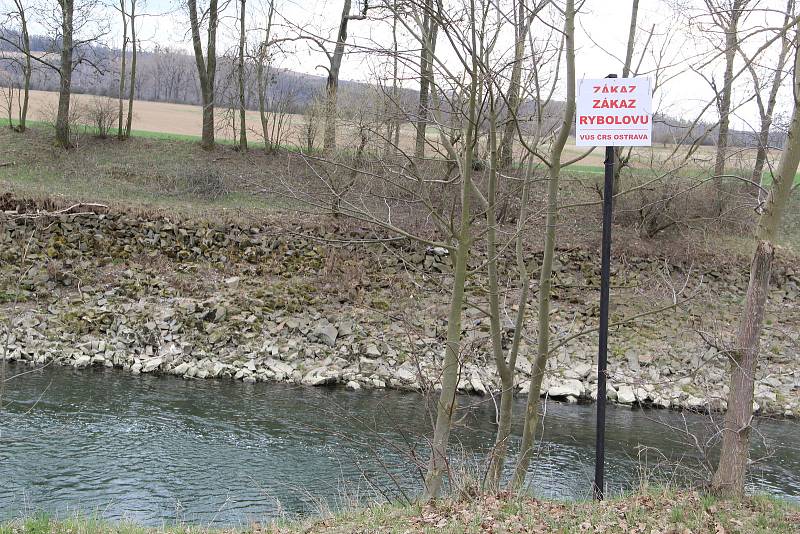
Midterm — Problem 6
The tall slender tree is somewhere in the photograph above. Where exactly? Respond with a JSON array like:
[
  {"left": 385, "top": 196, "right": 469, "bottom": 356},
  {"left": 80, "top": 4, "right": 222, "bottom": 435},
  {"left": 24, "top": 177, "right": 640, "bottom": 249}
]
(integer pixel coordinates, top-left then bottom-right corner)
[
  {"left": 124, "top": 0, "right": 137, "bottom": 138},
  {"left": 712, "top": 17, "right": 800, "bottom": 498},
  {"left": 238, "top": 0, "right": 248, "bottom": 150},
  {"left": 117, "top": 0, "right": 129, "bottom": 138},
  {"left": 0, "top": 0, "right": 32, "bottom": 132},
  {"left": 55, "top": 0, "right": 75, "bottom": 147},
  {"left": 512, "top": 0, "right": 576, "bottom": 491},
  {"left": 741, "top": 0, "right": 795, "bottom": 201},
  {"left": 497, "top": 0, "right": 543, "bottom": 169},
  {"left": 188, "top": 0, "right": 219, "bottom": 150},
  {"left": 257, "top": 0, "right": 276, "bottom": 151},
  {"left": 413, "top": 0, "right": 437, "bottom": 160},
  {"left": 321, "top": 0, "right": 367, "bottom": 152},
  {"left": 708, "top": 0, "right": 752, "bottom": 213}
]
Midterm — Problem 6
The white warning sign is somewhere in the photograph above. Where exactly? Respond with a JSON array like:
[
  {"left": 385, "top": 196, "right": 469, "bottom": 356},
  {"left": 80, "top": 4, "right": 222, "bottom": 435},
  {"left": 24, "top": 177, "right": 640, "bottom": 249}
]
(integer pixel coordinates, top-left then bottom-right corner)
[{"left": 576, "top": 78, "right": 652, "bottom": 147}]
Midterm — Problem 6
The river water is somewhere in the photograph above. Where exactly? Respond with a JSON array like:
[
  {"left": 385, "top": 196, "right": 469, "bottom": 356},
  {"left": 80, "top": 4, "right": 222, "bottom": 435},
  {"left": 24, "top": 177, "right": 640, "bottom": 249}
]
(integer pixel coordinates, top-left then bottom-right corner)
[{"left": 1, "top": 364, "right": 798, "bottom": 526}]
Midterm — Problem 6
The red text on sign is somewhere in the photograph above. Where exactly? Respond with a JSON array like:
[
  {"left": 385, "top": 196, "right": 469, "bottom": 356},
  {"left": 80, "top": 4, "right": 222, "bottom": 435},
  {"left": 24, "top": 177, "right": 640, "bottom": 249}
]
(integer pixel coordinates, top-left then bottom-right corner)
[
  {"left": 592, "top": 99, "right": 636, "bottom": 109},
  {"left": 577, "top": 115, "right": 650, "bottom": 125},
  {"left": 593, "top": 85, "right": 636, "bottom": 93}
]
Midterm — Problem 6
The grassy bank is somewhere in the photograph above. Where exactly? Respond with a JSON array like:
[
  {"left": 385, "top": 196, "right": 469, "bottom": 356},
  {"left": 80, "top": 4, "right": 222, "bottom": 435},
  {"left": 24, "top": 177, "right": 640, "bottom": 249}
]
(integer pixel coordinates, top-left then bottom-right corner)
[
  {"left": 2, "top": 489, "right": 798, "bottom": 533},
  {"left": 3, "top": 124, "right": 799, "bottom": 257}
]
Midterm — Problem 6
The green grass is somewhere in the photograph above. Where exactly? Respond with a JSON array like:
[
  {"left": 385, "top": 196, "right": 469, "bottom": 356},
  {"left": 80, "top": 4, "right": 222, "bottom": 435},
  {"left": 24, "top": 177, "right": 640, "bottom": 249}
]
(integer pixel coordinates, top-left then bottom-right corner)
[
  {"left": 0, "top": 123, "right": 304, "bottom": 221},
  {"left": 565, "top": 160, "right": 800, "bottom": 184},
  {"left": 1, "top": 489, "right": 798, "bottom": 533},
  {"left": 1, "top": 119, "right": 798, "bottom": 254},
  {"left": 0, "top": 118, "right": 308, "bottom": 151}
]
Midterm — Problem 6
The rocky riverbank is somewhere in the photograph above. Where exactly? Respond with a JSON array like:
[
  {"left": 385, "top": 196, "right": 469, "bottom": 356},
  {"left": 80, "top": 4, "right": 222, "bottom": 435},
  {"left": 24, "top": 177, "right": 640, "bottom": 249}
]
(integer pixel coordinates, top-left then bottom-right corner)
[{"left": 1, "top": 199, "right": 798, "bottom": 416}]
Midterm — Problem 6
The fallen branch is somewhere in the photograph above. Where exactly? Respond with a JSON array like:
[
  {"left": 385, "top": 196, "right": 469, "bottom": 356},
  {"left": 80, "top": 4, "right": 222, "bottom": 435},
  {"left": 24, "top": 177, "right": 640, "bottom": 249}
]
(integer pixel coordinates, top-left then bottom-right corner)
[{"left": 7, "top": 202, "right": 109, "bottom": 220}]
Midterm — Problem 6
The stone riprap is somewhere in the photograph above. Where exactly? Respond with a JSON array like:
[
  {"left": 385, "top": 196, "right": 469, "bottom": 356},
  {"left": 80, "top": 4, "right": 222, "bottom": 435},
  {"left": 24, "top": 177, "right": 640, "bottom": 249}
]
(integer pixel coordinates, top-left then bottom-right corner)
[{"left": 1, "top": 203, "right": 798, "bottom": 416}]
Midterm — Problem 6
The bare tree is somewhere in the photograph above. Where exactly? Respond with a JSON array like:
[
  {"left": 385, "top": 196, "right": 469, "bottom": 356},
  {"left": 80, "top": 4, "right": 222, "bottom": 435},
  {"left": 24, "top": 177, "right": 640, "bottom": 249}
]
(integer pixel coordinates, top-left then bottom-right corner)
[
  {"left": 413, "top": 0, "right": 438, "bottom": 160},
  {"left": 497, "top": 0, "right": 545, "bottom": 169},
  {"left": 712, "top": 16, "right": 800, "bottom": 498},
  {"left": 740, "top": 0, "right": 795, "bottom": 202},
  {"left": 2, "top": 0, "right": 109, "bottom": 146},
  {"left": 321, "top": 0, "right": 368, "bottom": 152},
  {"left": 238, "top": 0, "right": 248, "bottom": 150},
  {"left": 256, "top": 0, "right": 276, "bottom": 152},
  {"left": 704, "top": 0, "right": 753, "bottom": 213},
  {"left": 188, "top": 0, "right": 220, "bottom": 149},
  {"left": 124, "top": 0, "right": 137, "bottom": 137},
  {"left": 55, "top": 0, "right": 76, "bottom": 146},
  {"left": 116, "top": 0, "right": 129, "bottom": 138},
  {"left": 0, "top": 0, "right": 31, "bottom": 131},
  {"left": 511, "top": 0, "right": 576, "bottom": 491}
]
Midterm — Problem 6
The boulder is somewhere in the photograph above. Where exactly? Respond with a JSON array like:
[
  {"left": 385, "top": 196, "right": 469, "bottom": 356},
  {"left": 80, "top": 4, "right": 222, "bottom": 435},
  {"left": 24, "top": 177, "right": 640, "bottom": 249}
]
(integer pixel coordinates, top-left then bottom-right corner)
[
  {"left": 313, "top": 321, "right": 338, "bottom": 347},
  {"left": 142, "top": 357, "right": 163, "bottom": 373},
  {"left": 616, "top": 385, "right": 637, "bottom": 404},
  {"left": 564, "top": 363, "right": 592, "bottom": 380},
  {"left": 302, "top": 367, "right": 336, "bottom": 386},
  {"left": 359, "top": 356, "right": 379, "bottom": 374},
  {"left": 202, "top": 304, "right": 227, "bottom": 322},
  {"left": 515, "top": 355, "right": 532, "bottom": 375},
  {"left": 470, "top": 372, "right": 487, "bottom": 396},
  {"left": 265, "top": 358, "right": 294, "bottom": 377},
  {"left": 393, "top": 366, "right": 417, "bottom": 383},
  {"left": 73, "top": 355, "right": 92, "bottom": 369},
  {"left": 548, "top": 379, "right": 583, "bottom": 399}
]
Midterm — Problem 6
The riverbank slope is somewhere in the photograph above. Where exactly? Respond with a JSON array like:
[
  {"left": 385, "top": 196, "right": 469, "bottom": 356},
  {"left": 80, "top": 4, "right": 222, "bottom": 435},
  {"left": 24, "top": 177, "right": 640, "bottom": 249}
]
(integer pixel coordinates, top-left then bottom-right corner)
[
  {"left": 2, "top": 191, "right": 798, "bottom": 416},
  {"left": 1, "top": 127, "right": 799, "bottom": 416}
]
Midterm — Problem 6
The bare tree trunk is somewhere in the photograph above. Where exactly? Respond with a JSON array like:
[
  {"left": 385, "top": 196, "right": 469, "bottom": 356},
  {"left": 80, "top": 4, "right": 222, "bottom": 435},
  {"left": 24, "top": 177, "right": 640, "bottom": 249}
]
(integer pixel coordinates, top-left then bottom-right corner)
[
  {"left": 423, "top": 13, "right": 479, "bottom": 498},
  {"left": 125, "top": 0, "right": 137, "bottom": 138},
  {"left": 622, "top": 0, "right": 639, "bottom": 78},
  {"left": 486, "top": 156, "right": 532, "bottom": 491},
  {"left": 498, "top": 0, "right": 532, "bottom": 169},
  {"left": 712, "top": 25, "right": 800, "bottom": 496},
  {"left": 414, "top": 0, "right": 437, "bottom": 160},
  {"left": 749, "top": 0, "right": 794, "bottom": 200},
  {"left": 612, "top": 0, "right": 639, "bottom": 198},
  {"left": 258, "top": 0, "right": 275, "bottom": 152},
  {"left": 125, "top": 0, "right": 136, "bottom": 137},
  {"left": 238, "top": 0, "right": 248, "bottom": 150},
  {"left": 188, "top": 0, "right": 218, "bottom": 150},
  {"left": 511, "top": 0, "right": 575, "bottom": 491},
  {"left": 117, "top": 0, "right": 128, "bottom": 139},
  {"left": 422, "top": 156, "right": 473, "bottom": 501},
  {"left": 55, "top": 0, "right": 74, "bottom": 148},
  {"left": 12, "top": 0, "right": 30, "bottom": 132},
  {"left": 384, "top": 1, "right": 400, "bottom": 158},
  {"left": 713, "top": 0, "right": 745, "bottom": 214},
  {"left": 323, "top": 0, "right": 354, "bottom": 152}
]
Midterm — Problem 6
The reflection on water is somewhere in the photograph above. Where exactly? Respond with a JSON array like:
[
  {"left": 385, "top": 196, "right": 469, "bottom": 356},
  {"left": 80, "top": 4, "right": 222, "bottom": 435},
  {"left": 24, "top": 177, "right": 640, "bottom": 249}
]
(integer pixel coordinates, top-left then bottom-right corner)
[{"left": 1, "top": 364, "right": 797, "bottom": 526}]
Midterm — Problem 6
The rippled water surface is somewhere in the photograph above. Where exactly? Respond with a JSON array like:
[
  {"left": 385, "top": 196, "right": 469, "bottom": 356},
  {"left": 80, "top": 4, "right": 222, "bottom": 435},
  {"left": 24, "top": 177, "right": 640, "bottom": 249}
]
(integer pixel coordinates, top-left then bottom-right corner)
[{"left": 1, "top": 365, "right": 798, "bottom": 526}]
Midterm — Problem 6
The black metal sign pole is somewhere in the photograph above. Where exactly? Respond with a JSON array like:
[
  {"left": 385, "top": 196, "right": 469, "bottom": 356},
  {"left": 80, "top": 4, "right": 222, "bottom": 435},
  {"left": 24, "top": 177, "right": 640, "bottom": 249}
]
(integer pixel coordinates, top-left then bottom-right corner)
[{"left": 594, "top": 73, "right": 617, "bottom": 501}]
